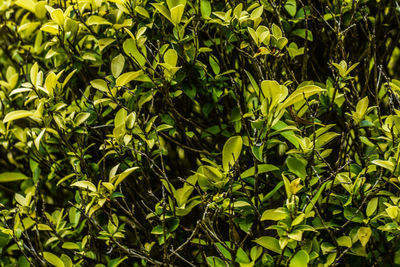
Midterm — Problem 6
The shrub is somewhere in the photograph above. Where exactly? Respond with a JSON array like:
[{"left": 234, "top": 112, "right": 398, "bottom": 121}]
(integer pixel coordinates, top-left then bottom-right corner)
[{"left": 0, "top": 0, "right": 400, "bottom": 266}]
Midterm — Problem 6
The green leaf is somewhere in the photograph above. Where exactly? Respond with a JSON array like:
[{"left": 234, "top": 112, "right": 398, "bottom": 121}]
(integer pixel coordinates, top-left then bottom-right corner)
[
  {"left": 289, "top": 250, "right": 309, "bottom": 267},
  {"left": 206, "top": 256, "right": 226, "bottom": 267},
  {"left": 357, "top": 227, "right": 372, "bottom": 247},
  {"left": 253, "top": 236, "right": 282, "bottom": 254},
  {"left": 135, "top": 6, "right": 150, "bottom": 18},
  {"left": 291, "top": 29, "right": 313, "bottom": 41},
  {"left": 151, "top": 3, "right": 171, "bottom": 22},
  {"left": 108, "top": 256, "right": 128, "bottom": 267},
  {"left": 74, "top": 112, "right": 90, "bottom": 127},
  {"left": 305, "top": 181, "right": 328, "bottom": 213},
  {"left": 222, "top": 136, "right": 243, "bottom": 171},
  {"left": 287, "top": 157, "right": 307, "bottom": 179},
  {"left": 62, "top": 242, "right": 80, "bottom": 250},
  {"left": 272, "top": 121, "right": 300, "bottom": 148},
  {"left": 240, "top": 164, "right": 279, "bottom": 178},
  {"left": 366, "top": 197, "right": 378, "bottom": 217},
  {"left": 277, "top": 37, "right": 288, "bottom": 49},
  {"left": 98, "top": 38, "right": 115, "bottom": 51},
  {"left": 116, "top": 71, "right": 145, "bottom": 87},
  {"left": 281, "top": 85, "right": 325, "bottom": 109},
  {"left": 371, "top": 159, "right": 394, "bottom": 172},
  {"left": 292, "top": 213, "right": 305, "bottom": 226},
  {"left": 284, "top": 0, "right": 297, "bottom": 17},
  {"left": 122, "top": 38, "right": 146, "bottom": 67},
  {"left": 250, "top": 246, "right": 263, "bottom": 261},
  {"left": 235, "top": 247, "right": 250, "bottom": 263},
  {"left": 344, "top": 207, "right": 364, "bottom": 223},
  {"left": 111, "top": 54, "right": 125, "bottom": 78},
  {"left": 114, "top": 108, "right": 127, "bottom": 128},
  {"left": 315, "top": 132, "right": 340, "bottom": 148},
  {"left": 43, "top": 252, "right": 65, "bottom": 267},
  {"left": 260, "top": 80, "right": 288, "bottom": 110},
  {"left": 44, "top": 71, "right": 56, "bottom": 96},
  {"left": 386, "top": 206, "right": 399, "bottom": 219},
  {"left": 15, "top": 0, "right": 36, "bottom": 13},
  {"left": 34, "top": 128, "right": 46, "bottom": 150},
  {"left": 60, "top": 255, "right": 73, "bottom": 267},
  {"left": 87, "top": 15, "right": 111, "bottom": 25},
  {"left": 170, "top": 4, "right": 184, "bottom": 24},
  {"left": 113, "top": 167, "right": 139, "bottom": 188},
  {"left": 344, "top": 62, "right": 359, "bottom": 76},
  {"left": 282, "top": 174, "right": 292, "bottom": 198},
  {"left": 215, "top": 242, "right": 232, "bottom": 260},
  {"left": 261, "top": 208, "right": 289, "bottom": 221},
  {"left": 164, "top": 49, "right": 178, "bottom": 67},
  {"left": 271, "top": 24, "right": 282, "bottom": 38},
  {"left": 30, "top": 62, "right": 39, "bottom": 85},
  {"left": 50, "top": 9, "right": 64, "bottom": 26},
  {"left": 248, "top": 27, "right": 258, "bottom": 45},
  {"left": 90, "top": 79, "right": 108, "bottom": 92},
  {"left": 336, "top": 236, "right": 352, "bottom": 248},
  {"left": 200, "top": 0, "right": 211, "bottom": 19},
  {"left": 250, "top": 5, "right": 263, "bottom": 19},
  {"left": 244, "top": 70, "right": 261, "bottom": 95},
  {"left": 353, "top": 96, "right": 368, "bottom": 123},
  {"left": 198, "top": 165, "right": 223, "bottom": 182},
  {"left": 3, "top": 110, "right": 33, "bottom": 123},
  {"left": 209, "top": 55, "right": 220, "bottom": 75},
  {"left": 0, "top": 172, "right": 29, "bottom": 182},
  {"left": 71, "top": 181, "right": 97, "bottom": 192}
]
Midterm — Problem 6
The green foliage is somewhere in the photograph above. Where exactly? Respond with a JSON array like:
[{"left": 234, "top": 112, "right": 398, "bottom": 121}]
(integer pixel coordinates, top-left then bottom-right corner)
[{"left": 1, "top": 0, "right": 400, "bottom": 266}]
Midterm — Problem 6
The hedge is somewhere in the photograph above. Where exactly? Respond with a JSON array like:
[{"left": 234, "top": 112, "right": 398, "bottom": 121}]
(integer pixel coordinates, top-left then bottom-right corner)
[{"left": 1, "top": 0, "right": 400, "bottom": 266}]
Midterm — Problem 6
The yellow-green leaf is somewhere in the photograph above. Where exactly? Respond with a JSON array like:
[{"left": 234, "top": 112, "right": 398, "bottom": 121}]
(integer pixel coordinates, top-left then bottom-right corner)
[
  {"left": 253, "top": 236, "right": 282, "bottom": 254},
  {"left": 62, "top": 242, "right": 80, "bottom": 250},
  {"left": 15, "top": 0, "right": 36, "bottom": 13},
  {"left": 151, "top": 3, "right": 171, "bottom": 22},
  {"left": 337, "top": 236, "right": 352, "bottom": 248},
  {"left": 240, "top": 164, "right": 279, "bottom": 178},
  {"left": 44, "top": 71, "right": 56, "bottom": 96},
  {"left": 30, "top": 62, "right": 39, "bottom": 86},
  {"left": 261, "top": 208, "right": 288, "bottom": 221},
  {"left": 366, "top": 197, "right": 378, "bottom": 217},
  {"left": 111, "top": 54, "right": 125, "bottom": 78},
  {"left": 357, "top": 227, "right": 372, "bottom": 247},
  {"left": 289, "top": 250, "right": 309, "bottom": 267},
  {"left": 36, "top": 224, "right": 53, "bottom": 231},
  {"left": 282, "top": 174, "right": 291, "bottom": 199},
  {"left": 371, "top": 159, "right": 394, "bottom": 172},
  {"left": 90, "top": 79, "right": 108, "bottom": 92},
  {"left": 98, "top": 38, "right": 115, "bottom": 51},
  {"left": 113, "top": 167, "right": 139, "bottom": 188},
  {"left": 71, "top": 181, "right": 97, "bottom": 192},
  {"left": 135, "top": 6, "right": 150, "bottom": 18},
  {"left": 34, "top": 128, "right": 46, "bottom": 150},
  {"left": 87, "top": 15, "right": 111, "bottom": 25},
  {"left": 222, "top": 136, "right": 243, "bottom": 171},
  {"left": 164, "top": 49, "right": 178, "bottom": 67},
  {"left": 43, "top": 252, "right": 65, "bottom": 267},
  {"left": 3, "top": 110, "right": 34, "bottom": 123},
  {"left": 170, "top": 4, "right": 184, "bottom": 24},
  {"left": 51, "top": 9, "right": 64, "bottom": 26},
  {"left": 281, "top": 85, "right": 325, "bottom": 109},
  {"left": 0, "top": 172, "right": 29, "bottom": 182},
  {"left": 386, "top": 206, "right": 399, "bottom": 219},
  {"left": 40, "top": 23, "right": 59, "bottom": 35},
  {"left": 74, "top": 112, "right": 90, "bottom": 126},
  {"left": 354, "top": 96, "right": 369, "bottom": 123},
  {"left": 116, "top": 70, "right": 144, "bottom": 87}
]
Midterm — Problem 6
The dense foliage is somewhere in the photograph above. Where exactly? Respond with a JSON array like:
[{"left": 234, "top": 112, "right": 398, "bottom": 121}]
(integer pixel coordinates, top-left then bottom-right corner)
[{"left": 1, "top": 0, "right": 400, "bottom": 266}]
